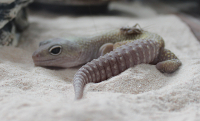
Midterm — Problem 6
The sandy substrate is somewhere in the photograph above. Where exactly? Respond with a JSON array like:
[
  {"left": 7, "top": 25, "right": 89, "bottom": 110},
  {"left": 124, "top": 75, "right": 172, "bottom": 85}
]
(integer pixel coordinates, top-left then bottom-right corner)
[{"left": 0, "top": 12, "right": 200, "bottom": 121}]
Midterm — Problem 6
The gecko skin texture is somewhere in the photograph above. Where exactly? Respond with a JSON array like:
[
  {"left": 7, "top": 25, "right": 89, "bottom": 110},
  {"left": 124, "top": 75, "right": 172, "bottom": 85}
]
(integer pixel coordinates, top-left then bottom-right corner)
[{"left": 32, "top": 24, "right": 182, "bottom": 100}]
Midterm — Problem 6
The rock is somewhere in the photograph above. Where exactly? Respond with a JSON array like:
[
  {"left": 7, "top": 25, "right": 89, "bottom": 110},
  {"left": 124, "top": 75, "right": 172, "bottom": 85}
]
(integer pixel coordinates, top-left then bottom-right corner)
[
  {"left": 0, "top": 0, "right": 33, "bottom": 46},
  {"left": 30, "top": 0, "right": 119, "bottom": 14}
]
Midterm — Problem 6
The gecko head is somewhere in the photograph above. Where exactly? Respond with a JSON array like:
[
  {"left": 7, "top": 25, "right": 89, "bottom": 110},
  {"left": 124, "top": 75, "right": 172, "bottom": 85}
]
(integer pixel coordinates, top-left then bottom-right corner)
[{"left": 32, "top": 38, "right": 82, "bottom": 68}]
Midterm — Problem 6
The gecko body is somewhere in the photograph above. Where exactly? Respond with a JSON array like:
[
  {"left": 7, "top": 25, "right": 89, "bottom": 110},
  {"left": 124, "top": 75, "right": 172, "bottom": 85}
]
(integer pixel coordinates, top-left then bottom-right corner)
[
  {"left": 32, "top": 24, "right": 182, "bottom": 100},
  {"left": 33, "top": 25, "right": 145, "bottom": 67}
]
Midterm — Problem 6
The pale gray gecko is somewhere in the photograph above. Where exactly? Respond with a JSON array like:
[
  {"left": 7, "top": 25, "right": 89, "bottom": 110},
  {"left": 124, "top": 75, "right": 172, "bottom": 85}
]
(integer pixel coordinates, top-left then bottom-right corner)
[{"left": 32, "top": 24, "right": 182, "bottom": 100}]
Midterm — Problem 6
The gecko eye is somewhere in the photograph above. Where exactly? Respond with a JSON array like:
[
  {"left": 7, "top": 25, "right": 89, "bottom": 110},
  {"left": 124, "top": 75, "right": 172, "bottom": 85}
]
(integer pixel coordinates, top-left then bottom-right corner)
[{"left": 49, "top": 45, "right": 62, "bottom": 55}]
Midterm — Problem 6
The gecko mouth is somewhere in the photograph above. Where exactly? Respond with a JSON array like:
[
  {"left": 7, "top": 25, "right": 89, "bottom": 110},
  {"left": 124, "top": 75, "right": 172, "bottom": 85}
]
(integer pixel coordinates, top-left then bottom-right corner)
[{"left": 33, "top": 58, "right": 62, "bottom": 66}]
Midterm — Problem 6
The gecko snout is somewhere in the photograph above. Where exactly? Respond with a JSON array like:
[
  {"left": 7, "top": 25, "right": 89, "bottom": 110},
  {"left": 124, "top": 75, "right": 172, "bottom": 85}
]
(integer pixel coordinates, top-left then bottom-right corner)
[
  {"left": 32, "top": 51, "right": 43, "bottom": 66},
  {"left": 32, "top": 51, "right": 41, "bottom": 60}
]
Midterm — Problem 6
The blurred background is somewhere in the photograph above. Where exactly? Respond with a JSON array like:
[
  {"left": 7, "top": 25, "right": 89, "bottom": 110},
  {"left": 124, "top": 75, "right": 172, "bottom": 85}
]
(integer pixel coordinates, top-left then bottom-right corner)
[{"left": 1, "top": 0, "right": 200, "bottom": 46}]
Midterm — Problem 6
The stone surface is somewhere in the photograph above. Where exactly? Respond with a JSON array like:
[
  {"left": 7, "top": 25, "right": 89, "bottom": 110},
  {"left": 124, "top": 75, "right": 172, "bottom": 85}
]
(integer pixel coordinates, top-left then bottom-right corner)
[{"left": 0, "top": 0, "right": 33, "bottom": 46}]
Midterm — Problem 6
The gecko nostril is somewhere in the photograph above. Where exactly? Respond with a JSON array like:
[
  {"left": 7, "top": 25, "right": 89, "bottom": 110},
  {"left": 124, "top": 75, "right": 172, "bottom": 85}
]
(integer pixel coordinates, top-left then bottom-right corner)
[{"left": 32, "top": 52, "right": 40, "bottom": 59}]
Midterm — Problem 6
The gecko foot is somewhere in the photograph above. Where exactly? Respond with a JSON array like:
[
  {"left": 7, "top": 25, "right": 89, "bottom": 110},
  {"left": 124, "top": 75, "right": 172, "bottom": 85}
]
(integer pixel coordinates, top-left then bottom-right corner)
[
  {"left": 156, "top": 59, "right": 182, "bottom": 73},
  {"left": 156, "top": 48, "right": 182, "bottom": 73},
  {"left": 120, "top": 23, "right": 143, "bottom": 35}
]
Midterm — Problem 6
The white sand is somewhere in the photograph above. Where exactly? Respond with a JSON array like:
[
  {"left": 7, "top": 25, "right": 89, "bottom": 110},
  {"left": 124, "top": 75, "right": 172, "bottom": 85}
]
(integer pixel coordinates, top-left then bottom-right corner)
[{"left": 1, "top": 12, "right": 200, "bottom": 121}]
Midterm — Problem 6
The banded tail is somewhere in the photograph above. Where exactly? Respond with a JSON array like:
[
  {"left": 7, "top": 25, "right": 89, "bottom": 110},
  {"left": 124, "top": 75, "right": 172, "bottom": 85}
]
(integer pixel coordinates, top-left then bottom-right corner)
[{"left": 73, "top": 39, "right": 162, "bottom": 100}]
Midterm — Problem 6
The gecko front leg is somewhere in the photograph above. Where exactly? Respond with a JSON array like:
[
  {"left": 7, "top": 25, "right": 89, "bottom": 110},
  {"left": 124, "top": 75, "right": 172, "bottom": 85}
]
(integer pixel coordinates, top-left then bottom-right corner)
[{"left": 98, "top": 43, "right": 114, "bottom": 56}]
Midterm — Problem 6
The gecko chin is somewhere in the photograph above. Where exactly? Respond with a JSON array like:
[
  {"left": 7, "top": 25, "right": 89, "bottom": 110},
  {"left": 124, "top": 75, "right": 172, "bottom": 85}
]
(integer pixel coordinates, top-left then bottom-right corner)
[
  {"left": 32, "top": 51, "right": 82, "bottom": 68},
  {"left": 33, "top": 58, "right": 62, "bottom": 67},
  {"left": 33, "top": 57, "right": 81, "bottom": 68}
]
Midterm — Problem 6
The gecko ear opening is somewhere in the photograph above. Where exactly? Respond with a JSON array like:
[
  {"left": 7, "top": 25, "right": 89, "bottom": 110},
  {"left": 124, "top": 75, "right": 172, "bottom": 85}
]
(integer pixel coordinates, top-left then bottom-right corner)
[{"left": 49, "top": 45, "right": 62, "bottom": 55}]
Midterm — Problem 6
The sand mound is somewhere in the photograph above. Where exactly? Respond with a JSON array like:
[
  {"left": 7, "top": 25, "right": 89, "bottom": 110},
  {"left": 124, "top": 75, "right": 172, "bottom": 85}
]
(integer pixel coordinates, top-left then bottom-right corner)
[{"left": 1, "top": 13, "right": 200, "bottom": 121}]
